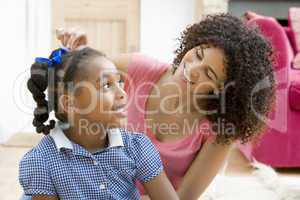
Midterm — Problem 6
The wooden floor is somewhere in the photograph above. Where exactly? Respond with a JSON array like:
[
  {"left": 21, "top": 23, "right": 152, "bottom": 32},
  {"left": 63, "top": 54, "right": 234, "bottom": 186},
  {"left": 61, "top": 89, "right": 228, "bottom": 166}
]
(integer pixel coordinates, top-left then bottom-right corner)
[
  {"left": 0, "top": 133, "right": 299, "bottom": 200},
  {"left": 0, "top": 133, "right": 43, "bottom": 200}
]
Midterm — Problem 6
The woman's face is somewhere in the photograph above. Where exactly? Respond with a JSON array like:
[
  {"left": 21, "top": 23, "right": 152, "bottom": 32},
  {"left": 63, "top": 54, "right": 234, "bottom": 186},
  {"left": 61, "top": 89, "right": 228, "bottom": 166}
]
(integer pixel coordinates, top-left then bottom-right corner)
[{"left": 174, "top": 45, "right": 227, "bottom": 95}]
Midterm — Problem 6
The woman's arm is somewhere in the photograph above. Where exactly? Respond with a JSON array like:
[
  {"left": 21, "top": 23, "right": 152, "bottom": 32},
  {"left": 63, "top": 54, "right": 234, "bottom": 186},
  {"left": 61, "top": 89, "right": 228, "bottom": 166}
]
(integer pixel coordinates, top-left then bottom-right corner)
[
  {"left": 56, "top": 28, "right": 131, "bottom": 75},
  {"left": 109, "top": 53, "right": 131, "bottom": 75},
  {"left": 142, "top": 171, "right": 179, "bottom": 200},
  {"left": 140, "top": 141, "right": 232, "bottom": 200},
  {"left": 177, "top": 140, "right": 233, "bottom": 200}
]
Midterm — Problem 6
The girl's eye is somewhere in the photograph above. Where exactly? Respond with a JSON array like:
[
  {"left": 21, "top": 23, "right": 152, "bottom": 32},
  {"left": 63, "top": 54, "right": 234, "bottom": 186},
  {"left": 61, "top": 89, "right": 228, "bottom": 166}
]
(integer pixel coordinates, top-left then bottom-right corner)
[{"left": 102, "top": 79, "right": 124, "bottom": 90}]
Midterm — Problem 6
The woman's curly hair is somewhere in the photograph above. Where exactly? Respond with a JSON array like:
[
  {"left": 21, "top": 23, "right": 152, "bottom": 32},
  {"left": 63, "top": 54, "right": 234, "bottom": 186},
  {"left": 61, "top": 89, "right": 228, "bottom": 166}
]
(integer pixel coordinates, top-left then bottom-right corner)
[{"left": 173, "top": 13, "right": 275, "bottom": 144}]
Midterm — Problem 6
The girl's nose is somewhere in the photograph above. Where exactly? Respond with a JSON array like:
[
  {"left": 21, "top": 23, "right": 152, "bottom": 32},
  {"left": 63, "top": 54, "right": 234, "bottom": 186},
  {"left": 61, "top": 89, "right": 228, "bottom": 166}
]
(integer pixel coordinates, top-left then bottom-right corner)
[{"left": 116, "top": 85, "right": 127, "bottom": 101}]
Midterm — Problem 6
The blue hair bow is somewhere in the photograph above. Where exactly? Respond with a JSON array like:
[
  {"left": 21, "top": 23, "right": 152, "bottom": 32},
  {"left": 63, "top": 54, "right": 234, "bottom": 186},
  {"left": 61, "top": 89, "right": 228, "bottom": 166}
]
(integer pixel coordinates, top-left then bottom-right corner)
[{"left": 35, "top": 48, "right": 69, "bottom": 68}]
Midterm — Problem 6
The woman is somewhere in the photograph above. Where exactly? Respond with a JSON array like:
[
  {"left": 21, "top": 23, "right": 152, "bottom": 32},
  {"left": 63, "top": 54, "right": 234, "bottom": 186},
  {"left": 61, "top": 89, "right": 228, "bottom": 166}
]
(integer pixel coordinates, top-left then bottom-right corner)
[{"left": 45, "top": 13, "right": 276, "bottom": 199}]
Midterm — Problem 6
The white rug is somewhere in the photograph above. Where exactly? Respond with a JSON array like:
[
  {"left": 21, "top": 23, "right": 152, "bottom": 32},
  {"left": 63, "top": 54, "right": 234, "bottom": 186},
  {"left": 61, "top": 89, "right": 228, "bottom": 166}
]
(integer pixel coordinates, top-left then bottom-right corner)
[{"left": 200, "top": 162, "right": 300, "bottom": 200}]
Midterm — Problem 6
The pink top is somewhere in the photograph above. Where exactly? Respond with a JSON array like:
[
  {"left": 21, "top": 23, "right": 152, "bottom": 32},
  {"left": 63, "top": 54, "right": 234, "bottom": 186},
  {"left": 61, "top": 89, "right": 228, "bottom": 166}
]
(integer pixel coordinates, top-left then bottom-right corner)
[{"left": 124, "top": 53, "right": 214, "bottom": 194}]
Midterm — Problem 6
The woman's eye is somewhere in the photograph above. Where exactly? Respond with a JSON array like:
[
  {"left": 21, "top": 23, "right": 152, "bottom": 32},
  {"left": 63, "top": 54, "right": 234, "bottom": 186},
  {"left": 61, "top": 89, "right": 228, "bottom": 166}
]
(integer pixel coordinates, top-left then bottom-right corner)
[
  {"left": 206, "top": 68, "right": 217, "bottom": 82},
  {"left": 196, "top": 49, "right": 203, "bottom": 60}
]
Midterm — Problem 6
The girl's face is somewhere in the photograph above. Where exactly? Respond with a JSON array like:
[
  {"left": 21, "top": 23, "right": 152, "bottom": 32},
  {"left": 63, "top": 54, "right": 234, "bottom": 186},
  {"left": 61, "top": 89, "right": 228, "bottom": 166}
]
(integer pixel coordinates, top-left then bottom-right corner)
[
  {"left": 72, "top": 56, "right": 127, "bottom": 129},
  {"left": 174, "top": 45, "right": 227, "bottom": 95}
]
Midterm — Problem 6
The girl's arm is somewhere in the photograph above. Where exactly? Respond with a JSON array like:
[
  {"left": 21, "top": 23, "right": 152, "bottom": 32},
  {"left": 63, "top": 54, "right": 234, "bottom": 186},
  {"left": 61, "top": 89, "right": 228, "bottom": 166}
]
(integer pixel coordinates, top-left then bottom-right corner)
[
  {"left": 177, "top": 140, "right": 233, "bottom": 200},
  {"left": 131, "top": 134, "right": 179, "bottom": 200},
  {"left": 140, "top": 141, "right": 232, "bottom": 200},
  {"left": 142, "top": 171, "right": 179, "bottom": 200}
]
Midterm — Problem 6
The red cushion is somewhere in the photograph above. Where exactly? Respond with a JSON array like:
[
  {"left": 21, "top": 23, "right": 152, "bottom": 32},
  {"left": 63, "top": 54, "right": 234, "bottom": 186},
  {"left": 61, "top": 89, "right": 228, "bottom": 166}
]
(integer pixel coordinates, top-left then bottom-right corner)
[
  {"left": 289, "top": 81, "right": 300, "bottom": 110},
  {"left": 289, "top": 8, "right": 300, "bottom": 69},
  {"left": 247, "top": 15, "right": 294, "bottom": 71},
  {"left": 288, "top": 7, "right": 300, "bottom": 53}
]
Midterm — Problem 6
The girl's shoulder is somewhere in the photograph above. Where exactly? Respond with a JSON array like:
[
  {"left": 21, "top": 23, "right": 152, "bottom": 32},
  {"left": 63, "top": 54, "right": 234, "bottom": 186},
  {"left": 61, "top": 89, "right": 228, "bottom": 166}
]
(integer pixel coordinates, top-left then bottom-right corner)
[
  {"left": 118, "top": 128, "right": 163, "bottom": 182},
  {"left": 119, "top": 128, "right": 160, "bottom": 160},
  {"left": 119, "top": 128, "right": 151, "bottom": 147},
  {"left": 19, "top": 135, "right": 58, "bottom": 196},
  {"left": 19, "top": 135, "right": 57, "bottom": 165}
]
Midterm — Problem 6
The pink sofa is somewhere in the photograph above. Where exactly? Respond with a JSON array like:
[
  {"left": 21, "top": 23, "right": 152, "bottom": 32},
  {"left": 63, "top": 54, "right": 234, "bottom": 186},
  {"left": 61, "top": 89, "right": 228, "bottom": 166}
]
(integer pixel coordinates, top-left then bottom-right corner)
[{"left": 239, "top": 9, "right": 300, "bottom": 168}]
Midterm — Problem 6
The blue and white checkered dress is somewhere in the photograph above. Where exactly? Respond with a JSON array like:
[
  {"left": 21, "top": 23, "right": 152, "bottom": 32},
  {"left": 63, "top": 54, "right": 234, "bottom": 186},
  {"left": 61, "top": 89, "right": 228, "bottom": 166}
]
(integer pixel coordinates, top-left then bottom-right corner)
[{"left": 19, "top": 126, "right": 163, "bottom": 200}]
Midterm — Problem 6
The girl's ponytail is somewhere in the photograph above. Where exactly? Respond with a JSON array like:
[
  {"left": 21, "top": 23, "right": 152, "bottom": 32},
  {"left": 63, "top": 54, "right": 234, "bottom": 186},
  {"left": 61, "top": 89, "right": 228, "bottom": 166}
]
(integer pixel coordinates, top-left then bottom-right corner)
[
  {"left": 27, "top": 61, "right": 55, "bottom": 135},
  {"left": 27, "top": 47, "right": 104, "bottom": 135}
]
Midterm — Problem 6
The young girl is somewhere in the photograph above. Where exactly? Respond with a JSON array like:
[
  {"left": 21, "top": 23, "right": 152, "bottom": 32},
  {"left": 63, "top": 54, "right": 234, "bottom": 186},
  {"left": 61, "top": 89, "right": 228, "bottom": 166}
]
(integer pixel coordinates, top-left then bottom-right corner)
[
  {"left": 19, "top": 47, "right": 179, "bottom": 200},
  {"left": 57, "top": 13, "right": 276, "bottom": 200}
]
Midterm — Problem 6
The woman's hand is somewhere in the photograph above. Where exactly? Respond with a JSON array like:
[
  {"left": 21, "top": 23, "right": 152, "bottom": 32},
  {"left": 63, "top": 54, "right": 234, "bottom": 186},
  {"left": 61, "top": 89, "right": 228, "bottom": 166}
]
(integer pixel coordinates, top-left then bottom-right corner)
[
  {"left": 142, "top": 171, "right": 179, "bottom": 200},
  {"left": 140, "top": 195, "right": 151, "bottom": 200},
  {"left": 56, "top": 28, "right": 88, "bottom": 51},
  {"left": 55, "top": 27, "right": 131, "bottom": 75}
]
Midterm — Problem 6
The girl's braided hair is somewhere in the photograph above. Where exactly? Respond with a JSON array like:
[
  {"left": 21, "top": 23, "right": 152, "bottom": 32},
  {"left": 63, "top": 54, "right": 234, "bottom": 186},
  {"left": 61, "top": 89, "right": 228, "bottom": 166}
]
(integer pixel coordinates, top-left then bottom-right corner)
[{"left": 27, "top": 47, "right": 104, "bottom": 135}]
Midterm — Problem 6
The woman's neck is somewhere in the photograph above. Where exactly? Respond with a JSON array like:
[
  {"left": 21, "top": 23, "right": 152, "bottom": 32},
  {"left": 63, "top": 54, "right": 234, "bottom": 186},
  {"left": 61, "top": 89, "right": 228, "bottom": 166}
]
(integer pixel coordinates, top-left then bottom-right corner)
[{"left": 63, "top": 121, "right": 108, "bottom": 152}]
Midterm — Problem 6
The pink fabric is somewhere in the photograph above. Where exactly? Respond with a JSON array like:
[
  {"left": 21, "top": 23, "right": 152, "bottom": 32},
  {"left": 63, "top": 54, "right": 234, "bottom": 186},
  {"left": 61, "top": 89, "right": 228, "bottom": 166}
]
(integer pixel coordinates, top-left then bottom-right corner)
[
  {"left": 289, "top": 8, "right": 300, "bottom": 69},
  {"left": 288, "top": 7, "right": 300, "bottom": 53},
  {"left": 239, "top": 12, "right": 300, "bottom": 167},
  {"left": 124, "top": 53, "right": 214, "bottom": 194},
  {"left": 289, "top": 81, "right": 300, "bottom": 110},
  {"left": 247, "top": 15, "right": 293, "bottom": 70},
  {"left": 284, "top": 27, "right": 297, "bottom": 54},
  {"left": 293, "top": 53, "right": 300, "bottom": 69}
]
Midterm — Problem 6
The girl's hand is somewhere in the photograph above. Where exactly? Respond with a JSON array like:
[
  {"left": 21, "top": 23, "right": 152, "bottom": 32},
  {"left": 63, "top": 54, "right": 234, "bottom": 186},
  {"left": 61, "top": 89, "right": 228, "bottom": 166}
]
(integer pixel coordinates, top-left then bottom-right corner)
[{"left": 56, "top": 28, "right": 88, "bottom": 51}]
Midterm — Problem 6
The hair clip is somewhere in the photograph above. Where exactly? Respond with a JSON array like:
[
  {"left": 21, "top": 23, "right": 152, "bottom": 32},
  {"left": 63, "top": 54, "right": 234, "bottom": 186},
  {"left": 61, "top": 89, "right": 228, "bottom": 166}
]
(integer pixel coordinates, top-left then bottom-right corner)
[{"left": 35, "top": 48, "right": 69, "bottom": 68}]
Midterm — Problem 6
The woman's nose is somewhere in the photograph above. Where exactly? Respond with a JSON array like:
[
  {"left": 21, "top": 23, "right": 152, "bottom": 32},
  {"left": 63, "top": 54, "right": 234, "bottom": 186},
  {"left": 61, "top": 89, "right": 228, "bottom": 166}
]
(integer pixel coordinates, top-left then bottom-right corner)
[{"left": 188, "top": 65, "right": 201, "bottom": 82}]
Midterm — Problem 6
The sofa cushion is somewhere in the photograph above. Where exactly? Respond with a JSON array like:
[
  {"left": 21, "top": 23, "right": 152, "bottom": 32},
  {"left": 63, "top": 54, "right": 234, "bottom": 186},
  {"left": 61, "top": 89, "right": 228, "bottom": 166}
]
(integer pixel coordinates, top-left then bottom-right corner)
[
  {"left": 288, "top": 7, "right": 300, "bottom": 53},
  {"left": 289, "top": 81, "right": 300, "bottom": 110},
  {"left": 247, "top": 16, "right": 294, "bottom": 71},
  {"left": 289, "top": 8, "right": 300, "bottom": 69},
  {"left": 285, "top": 27, "right": 297, "bottom": 54}
]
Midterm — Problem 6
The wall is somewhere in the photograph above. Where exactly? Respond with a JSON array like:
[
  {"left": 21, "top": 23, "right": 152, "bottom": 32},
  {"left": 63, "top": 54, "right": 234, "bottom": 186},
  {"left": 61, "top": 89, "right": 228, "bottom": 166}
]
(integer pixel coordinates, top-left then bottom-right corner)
[
  {"left": 229, "top": 1, "right": 300, "bottom": 19},
  {"left": 140, "top": 0, "right": 195, "bottom": 63},
  {"left": 0, "top": 0, "right": 51, "bottom": 142},
  {"left": 140, "top": 0, "right": 229, "bottom": 63},
  {"left": 0, "top": 1, "right": 26, "bottom": 142}
]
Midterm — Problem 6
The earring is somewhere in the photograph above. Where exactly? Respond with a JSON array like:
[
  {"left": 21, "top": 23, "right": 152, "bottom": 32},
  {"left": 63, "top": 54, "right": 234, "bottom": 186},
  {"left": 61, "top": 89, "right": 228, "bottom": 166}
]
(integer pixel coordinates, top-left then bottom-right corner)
[
  {"left": 172, "top": 64, "right": 179, "bottom": 74},
  {"left": 213, "top": 89, "right": 219, "bottom": 95}
]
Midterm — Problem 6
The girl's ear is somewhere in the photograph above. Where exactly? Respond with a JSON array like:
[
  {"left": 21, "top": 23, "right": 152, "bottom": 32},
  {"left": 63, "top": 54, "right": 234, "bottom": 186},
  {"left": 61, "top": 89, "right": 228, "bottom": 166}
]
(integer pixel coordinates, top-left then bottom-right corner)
[{"left": 58, "top": 94, "right": 76, "bottom": 115}]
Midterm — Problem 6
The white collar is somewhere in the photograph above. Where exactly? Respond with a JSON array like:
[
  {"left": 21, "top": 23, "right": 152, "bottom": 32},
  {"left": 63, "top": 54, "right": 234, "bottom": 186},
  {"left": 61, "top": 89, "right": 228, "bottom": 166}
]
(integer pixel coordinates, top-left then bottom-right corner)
[{"left": 50, "top": 122, "right": 124, "bottom": 151}]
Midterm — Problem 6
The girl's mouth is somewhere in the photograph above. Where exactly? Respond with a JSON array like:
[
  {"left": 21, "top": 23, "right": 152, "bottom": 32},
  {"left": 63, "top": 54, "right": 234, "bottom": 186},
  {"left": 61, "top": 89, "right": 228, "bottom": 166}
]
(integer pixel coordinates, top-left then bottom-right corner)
[{"left": 112, "top": 104, "right": 127, "bottom": 117}]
